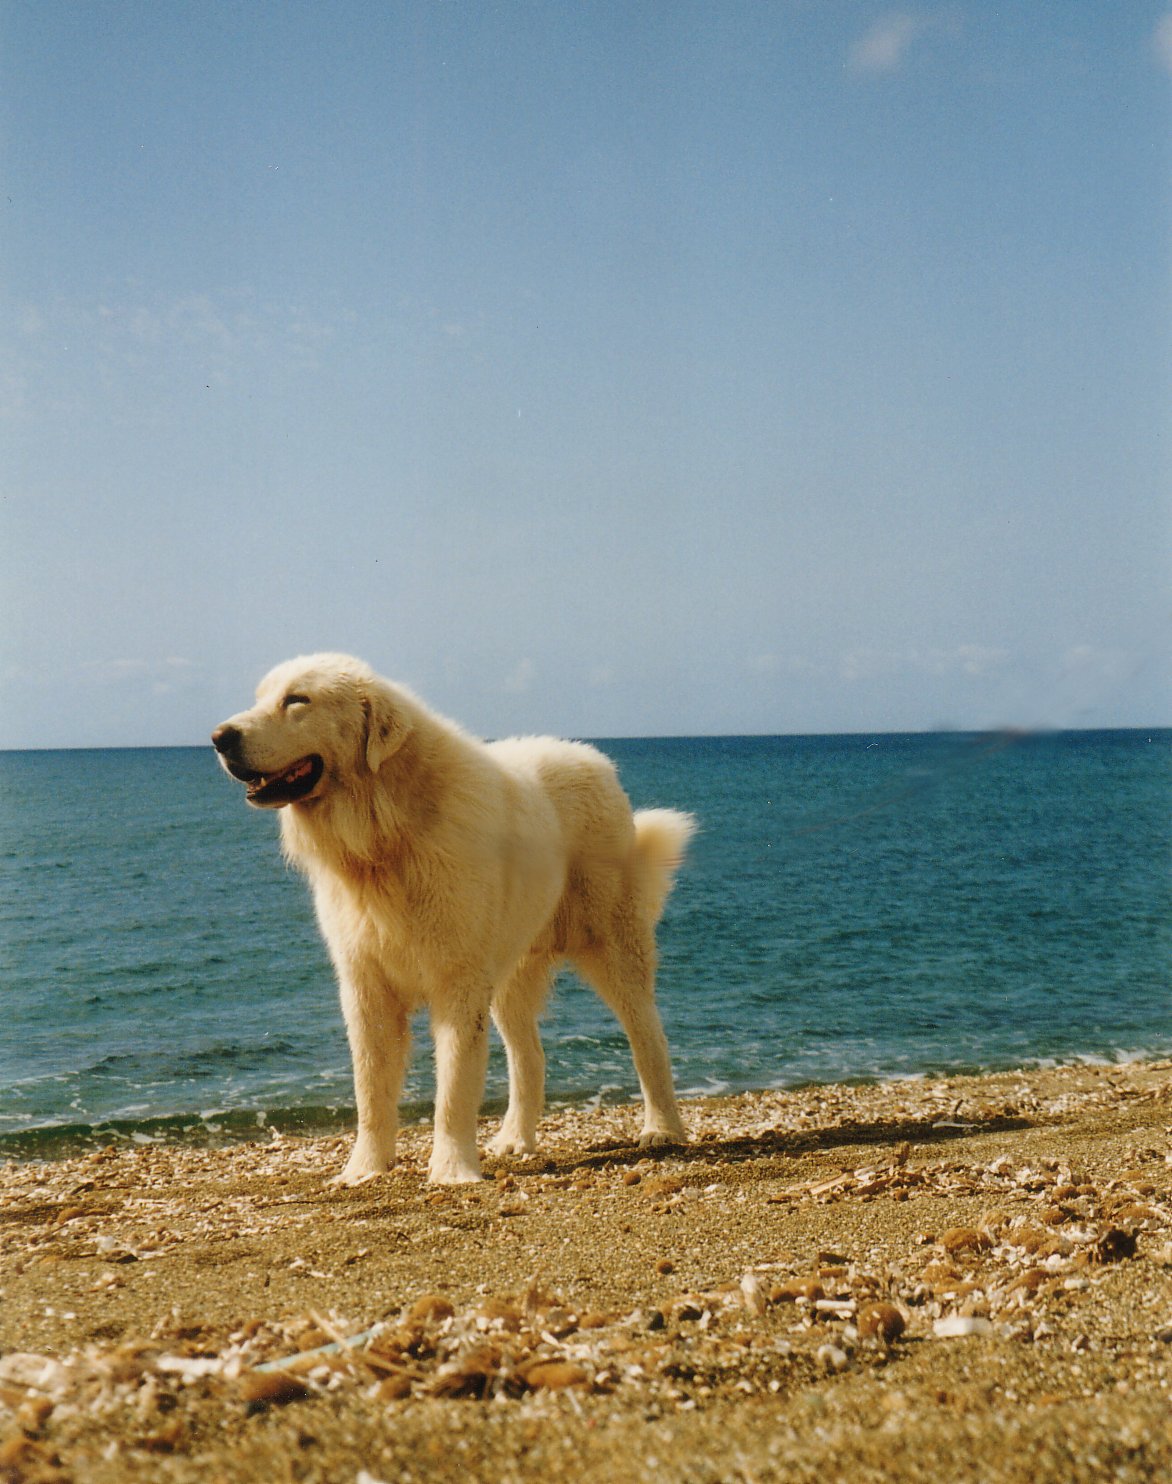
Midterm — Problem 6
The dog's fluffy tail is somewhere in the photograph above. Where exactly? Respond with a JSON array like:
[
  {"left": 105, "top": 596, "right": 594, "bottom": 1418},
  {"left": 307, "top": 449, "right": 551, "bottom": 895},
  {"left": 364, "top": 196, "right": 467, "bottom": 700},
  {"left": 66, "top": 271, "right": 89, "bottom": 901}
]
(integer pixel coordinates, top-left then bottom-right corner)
[{"left": 633, "top": 808, "right": 698, "bottom": 924}]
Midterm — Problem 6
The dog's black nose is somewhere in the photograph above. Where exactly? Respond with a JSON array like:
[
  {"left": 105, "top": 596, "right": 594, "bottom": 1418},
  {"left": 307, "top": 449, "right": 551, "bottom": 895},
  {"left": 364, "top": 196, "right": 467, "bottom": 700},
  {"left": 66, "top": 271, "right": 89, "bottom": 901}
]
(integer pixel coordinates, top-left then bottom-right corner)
[{"left": 211, "top": 724, "right": 241, "bottom": 756}]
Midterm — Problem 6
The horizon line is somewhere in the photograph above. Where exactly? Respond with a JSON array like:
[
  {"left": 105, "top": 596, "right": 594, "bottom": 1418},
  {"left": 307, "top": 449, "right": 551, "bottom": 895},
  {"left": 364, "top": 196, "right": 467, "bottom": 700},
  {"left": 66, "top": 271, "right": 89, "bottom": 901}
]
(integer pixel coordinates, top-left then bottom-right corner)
[{"left": 2, "top": 722, "right": 1169, "bottom": 755}]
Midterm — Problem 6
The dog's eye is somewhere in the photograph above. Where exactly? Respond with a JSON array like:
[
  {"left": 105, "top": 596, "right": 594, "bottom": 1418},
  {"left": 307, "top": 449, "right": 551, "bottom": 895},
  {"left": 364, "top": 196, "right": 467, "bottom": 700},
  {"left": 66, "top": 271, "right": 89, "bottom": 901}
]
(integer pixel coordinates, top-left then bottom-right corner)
[{"left": 282, "top": 694, "right": 311, "bottom": 710}]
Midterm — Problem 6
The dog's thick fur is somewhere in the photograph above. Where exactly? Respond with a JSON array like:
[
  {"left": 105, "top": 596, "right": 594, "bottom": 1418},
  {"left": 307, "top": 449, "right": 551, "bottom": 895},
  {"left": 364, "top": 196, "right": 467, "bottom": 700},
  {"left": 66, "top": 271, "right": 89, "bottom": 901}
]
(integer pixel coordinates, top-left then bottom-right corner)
[{"left": 213, "top": 654, "right": 696, "bottom": 1184}]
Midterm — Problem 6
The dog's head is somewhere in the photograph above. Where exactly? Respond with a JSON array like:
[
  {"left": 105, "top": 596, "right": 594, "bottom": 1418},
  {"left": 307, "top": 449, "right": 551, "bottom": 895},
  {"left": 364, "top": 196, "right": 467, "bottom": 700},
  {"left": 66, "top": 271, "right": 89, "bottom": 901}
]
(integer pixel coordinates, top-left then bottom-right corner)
[{"left": 211, "top": 654, "right": 411, "bottom": 809}]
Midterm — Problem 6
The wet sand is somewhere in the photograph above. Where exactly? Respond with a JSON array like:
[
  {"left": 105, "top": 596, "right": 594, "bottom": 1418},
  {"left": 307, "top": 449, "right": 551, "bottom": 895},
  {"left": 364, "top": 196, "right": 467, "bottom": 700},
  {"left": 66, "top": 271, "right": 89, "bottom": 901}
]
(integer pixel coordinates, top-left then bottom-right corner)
[{"left": 2, "top": 1061, "right": 1171, "bottom": 1482}]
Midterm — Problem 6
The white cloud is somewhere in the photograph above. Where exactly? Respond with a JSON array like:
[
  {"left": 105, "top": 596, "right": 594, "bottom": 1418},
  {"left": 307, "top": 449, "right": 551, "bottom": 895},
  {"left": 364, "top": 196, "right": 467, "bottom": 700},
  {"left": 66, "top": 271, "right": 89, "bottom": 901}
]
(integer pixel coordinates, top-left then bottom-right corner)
[
  {"left": 6, "top": 289, "right": 354, "bottom": 400},
  {"left": 1154, "top": 15, "right": 1172, "bottom": 75},
  {"left": 847, "top": 10, "right": 960, "bottom": 77},
  {"left": 848, "top": 12, "right": 927, "bottom": 75}
]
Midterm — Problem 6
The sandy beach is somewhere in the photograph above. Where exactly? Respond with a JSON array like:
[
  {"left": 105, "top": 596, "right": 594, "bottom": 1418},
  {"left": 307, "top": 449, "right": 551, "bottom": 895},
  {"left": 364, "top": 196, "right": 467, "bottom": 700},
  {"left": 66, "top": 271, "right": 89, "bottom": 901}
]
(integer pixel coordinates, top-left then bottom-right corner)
[{"left": 2, "top": 1060, "right": 1170, "bottom": 1483}]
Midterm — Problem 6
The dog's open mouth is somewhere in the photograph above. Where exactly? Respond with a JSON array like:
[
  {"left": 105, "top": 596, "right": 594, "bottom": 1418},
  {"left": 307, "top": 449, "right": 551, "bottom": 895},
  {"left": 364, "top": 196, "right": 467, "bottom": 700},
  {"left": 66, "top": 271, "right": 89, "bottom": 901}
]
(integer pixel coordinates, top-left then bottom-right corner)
[{"left": 229, "top": 755, "right": 325, "bottom": 807}]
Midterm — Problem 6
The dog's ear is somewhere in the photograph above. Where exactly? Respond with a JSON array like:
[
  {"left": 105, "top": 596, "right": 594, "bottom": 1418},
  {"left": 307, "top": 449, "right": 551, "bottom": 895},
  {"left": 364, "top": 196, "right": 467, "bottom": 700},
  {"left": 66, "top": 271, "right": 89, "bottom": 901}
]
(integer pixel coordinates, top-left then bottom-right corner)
[{"left": 361, "top": 678, "right": 412, "bottom": 772}]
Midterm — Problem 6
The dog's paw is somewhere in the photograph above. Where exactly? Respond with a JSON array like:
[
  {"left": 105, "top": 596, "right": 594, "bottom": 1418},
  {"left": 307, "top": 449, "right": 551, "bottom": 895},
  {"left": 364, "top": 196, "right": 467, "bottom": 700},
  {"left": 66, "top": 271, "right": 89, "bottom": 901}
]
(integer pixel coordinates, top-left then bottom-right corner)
[
  {"left": 427, "top": 1161, "right": 484, "bottom": 1186},
  {"left": 332, "top": 1140, "right": 394, "bottom": 1186},
  {"left": 488, "top": 1131, "right": 538, "bottom": 1159},
  {"left": 330, "top": 1167, "right": 380, "bottom": 1188},
  {"left": 638, "top": 1128, "right": 686, "bottom": 1150}
]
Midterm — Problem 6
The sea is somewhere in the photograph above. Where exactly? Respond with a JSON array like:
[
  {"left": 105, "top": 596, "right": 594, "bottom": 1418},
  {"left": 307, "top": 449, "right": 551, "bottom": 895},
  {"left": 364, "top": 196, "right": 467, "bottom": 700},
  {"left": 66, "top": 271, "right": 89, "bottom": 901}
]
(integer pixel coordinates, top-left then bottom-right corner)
[{"left": 1, "top": 730, "right": 1169, "bottom": 1161}]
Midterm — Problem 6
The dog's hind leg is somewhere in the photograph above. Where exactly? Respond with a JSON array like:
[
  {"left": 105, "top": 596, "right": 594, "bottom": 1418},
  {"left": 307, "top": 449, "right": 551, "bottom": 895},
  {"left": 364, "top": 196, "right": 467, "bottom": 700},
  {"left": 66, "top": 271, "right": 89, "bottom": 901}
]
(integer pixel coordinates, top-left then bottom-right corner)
[
  {"left": 489, "top": 956, "right": 555, "bottom": 1158},
  {"left": 334, "top": 969, "right": 412, "bottom": 1186},
  {"left": 573, "top": 930, "right": 686, "bottom": 1148},
  {"left": 428, "top": 993, "right": 491, "bottom": 1184}
]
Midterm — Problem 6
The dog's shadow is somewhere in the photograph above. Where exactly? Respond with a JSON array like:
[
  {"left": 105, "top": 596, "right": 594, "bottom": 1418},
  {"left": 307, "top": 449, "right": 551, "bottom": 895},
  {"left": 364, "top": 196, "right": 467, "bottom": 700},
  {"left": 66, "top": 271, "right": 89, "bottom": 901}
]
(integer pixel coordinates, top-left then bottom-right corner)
[{"left": 498, "top": 1110, "right": 1034, "bottom": 1180}]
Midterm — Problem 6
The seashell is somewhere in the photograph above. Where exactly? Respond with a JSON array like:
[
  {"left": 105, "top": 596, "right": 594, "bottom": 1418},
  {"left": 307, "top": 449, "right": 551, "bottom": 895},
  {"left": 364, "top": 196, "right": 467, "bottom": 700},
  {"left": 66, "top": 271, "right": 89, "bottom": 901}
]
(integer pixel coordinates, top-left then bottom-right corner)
[
  {"left": 772, "top": 1277, "right": 824, "bottom": 1304},
  {"left": 857, "top": 1303, "right": 905, "bottom": 1345},
  {"left": 540, "top": 1306, "right": 578, "bottom": 1339},
  {"left": 1008, "top": 1268, "right": 1049, "bottom": 1294},
  {"left": 406, "top": 1294, "right": 455, "bottom": 1327},
  {"left": 429, "top": 1346, "right": 501, "bottom": 1398},
  {"left": 814, "top": 1298, "right": 856, "bottom": 1318},
  {"left": 740, "top": 1273, "right": 768, "bottom": 1315},
  {"left": 940, "top": 1227, "right": 990, "bottom": 1256},
  {"left": 816, "top": 1344, "right": 850, "bottom": 1373},
  {"left": 476, "top": 1298, "right": 522, "bottom": 1332},
  {"left": 1111, "top": 1203, "right": 1158, "bottom": 1225},
  {"left": 643, "top": 1176, "right": 684, "bottom": 1198},
  {"left": 932, "top": 1315, "right": 993, "bottom": 1338},
  {"left": 0, "top": 1438, "right": 49, "bottom": 1474},
  {"left": 375, "top": 1374, "right": 413, "bottom": 1401},
  {"left": 238, "top": 1369, "right": 311, "bottom": 1408},
  {"left": 15, "top": 1396, "right": 54, "bottom": 1435},
  {"left": 137, "top": 1420, "right": 186, "bottom": 1454},
  {"left": 1014, "top": 1228, "right": 1067, "bottom": 1258},
  {"left": 1091, "top": 1228, "right": 1137, "bottom": 1264},
  {"left": 522, "top": 1361, "right": 589, "bottom": 1390},
  {"left": 0, "top": 1354, "right": 70, "bottom": 1400}
]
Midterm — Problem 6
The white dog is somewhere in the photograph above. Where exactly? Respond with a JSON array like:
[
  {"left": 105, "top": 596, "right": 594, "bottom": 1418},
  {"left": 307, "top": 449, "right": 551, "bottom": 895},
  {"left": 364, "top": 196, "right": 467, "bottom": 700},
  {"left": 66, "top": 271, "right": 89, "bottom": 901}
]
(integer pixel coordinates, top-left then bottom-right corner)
[{"left": 212, "top": 654, "right": 696, "bottom": 1184}]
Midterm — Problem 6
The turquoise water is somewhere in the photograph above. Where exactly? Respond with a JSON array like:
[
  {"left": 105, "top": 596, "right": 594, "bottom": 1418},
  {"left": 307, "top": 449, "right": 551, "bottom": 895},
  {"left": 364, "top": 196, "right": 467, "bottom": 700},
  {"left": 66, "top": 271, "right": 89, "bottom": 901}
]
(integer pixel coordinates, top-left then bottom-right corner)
[{"left": 1, "top": 731, "right": 1168, "bottom": 1157}]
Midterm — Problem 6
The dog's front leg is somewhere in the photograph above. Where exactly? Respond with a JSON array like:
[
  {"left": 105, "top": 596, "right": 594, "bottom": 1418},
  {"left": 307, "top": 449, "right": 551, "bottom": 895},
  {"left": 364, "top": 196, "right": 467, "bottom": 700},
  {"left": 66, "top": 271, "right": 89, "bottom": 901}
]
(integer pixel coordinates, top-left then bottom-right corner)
[
  {"left": 333, "top": 972, "right": 411, "bottom": 1186},
  {"left": 428, "top": 996, "right": 490, "bottom": 1183}
]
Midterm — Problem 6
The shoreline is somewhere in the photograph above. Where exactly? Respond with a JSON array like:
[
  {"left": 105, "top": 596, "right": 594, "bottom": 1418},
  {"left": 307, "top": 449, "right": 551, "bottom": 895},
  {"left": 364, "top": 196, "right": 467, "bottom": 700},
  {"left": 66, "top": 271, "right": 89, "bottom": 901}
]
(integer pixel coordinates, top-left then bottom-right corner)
[
  {"left": 7, "top": 1049, "right": 1172, "bottom": 1164},
  {"left": 2, "top": 1060, "right": 1170, "bottom": 1481}
]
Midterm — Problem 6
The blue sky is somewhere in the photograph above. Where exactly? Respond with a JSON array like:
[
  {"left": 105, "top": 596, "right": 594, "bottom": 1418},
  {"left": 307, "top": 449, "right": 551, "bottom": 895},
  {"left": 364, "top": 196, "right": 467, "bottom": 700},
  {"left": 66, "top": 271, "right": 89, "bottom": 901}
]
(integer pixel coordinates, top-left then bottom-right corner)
[{"left": 2, "top": 1, "right": 1169, "bottom": 746}]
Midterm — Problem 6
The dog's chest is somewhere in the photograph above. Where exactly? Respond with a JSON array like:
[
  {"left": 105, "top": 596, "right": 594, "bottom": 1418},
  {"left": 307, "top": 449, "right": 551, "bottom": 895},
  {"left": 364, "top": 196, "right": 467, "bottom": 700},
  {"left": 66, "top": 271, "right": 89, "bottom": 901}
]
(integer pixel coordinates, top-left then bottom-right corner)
[{"left": 315, "top": 857, "right": 432, "bottom": 980}]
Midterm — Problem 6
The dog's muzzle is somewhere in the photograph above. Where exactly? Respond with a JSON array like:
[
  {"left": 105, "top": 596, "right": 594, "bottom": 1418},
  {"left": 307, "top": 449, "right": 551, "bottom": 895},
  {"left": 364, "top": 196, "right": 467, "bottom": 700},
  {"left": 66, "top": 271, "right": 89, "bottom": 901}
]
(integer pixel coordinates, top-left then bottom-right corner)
[{"left": 211, "top": 724, "right": 324, "bottom": 808}]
